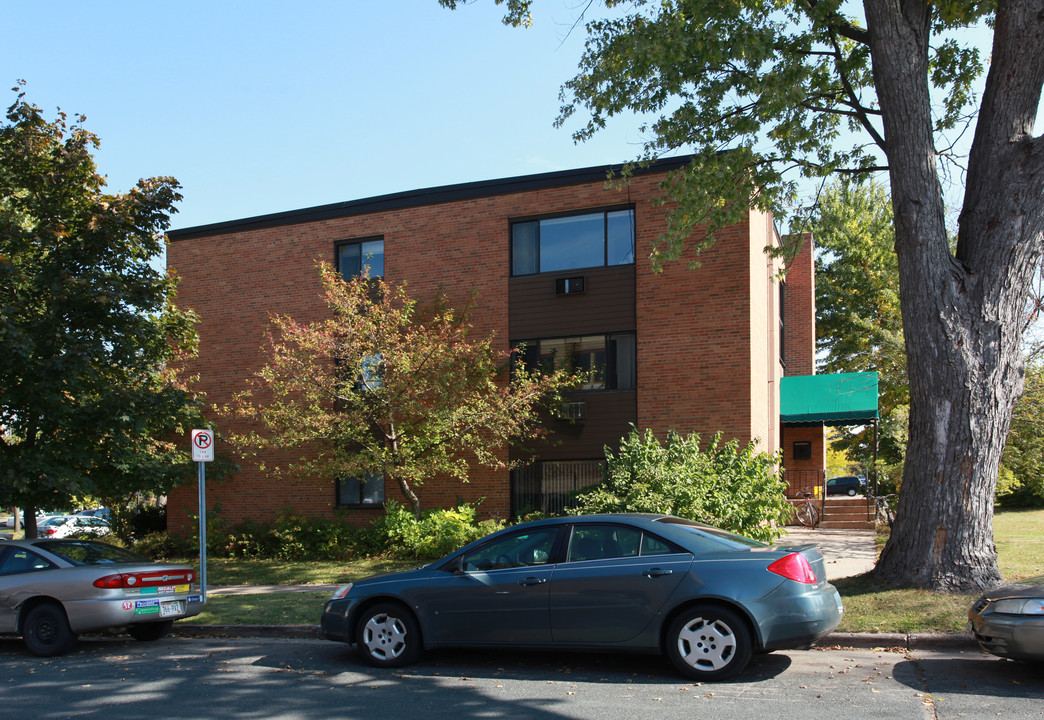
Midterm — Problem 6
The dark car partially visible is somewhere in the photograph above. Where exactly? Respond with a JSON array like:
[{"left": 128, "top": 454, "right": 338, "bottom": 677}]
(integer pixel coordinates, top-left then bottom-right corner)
[
  {"left": 969, "top": 576, "right": 1044, "bottom": 662},
  {"left": 321, "top": 513, "right": 843, "bottom": 681},
  {"left": 826, "top": 476, "right": 865, "bottom": 496}
]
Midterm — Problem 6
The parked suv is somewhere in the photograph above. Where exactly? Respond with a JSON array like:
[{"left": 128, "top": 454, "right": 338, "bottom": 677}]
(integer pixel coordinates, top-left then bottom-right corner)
[{"left": 826, "top": 475, "right": 865, "bottom": 496}]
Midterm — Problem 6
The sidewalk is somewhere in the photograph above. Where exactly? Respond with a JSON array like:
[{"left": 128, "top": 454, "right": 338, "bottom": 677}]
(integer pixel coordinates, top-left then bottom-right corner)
[{"left": 777, "top": 526, "right": 878, "bottom": 580}]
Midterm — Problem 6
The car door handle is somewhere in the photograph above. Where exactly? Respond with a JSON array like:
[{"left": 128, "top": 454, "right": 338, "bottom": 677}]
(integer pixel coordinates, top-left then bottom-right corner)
[
  {"left": 642, "top": 568, "right": 673, "bottom": 578},
  {"left": 518, "top": 577, "right": 548, "bottom": 586}
]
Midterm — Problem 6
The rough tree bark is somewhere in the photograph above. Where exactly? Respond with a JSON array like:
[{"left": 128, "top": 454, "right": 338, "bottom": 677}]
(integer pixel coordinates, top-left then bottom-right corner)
[{"left": 867, "top": 0, "right": 1044, "bottom": 590}]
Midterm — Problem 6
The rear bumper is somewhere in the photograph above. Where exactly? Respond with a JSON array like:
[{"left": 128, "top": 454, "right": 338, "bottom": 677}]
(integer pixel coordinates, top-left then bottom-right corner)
[
  {"left": 64, "top": 589, "right": 204, "bottom": 633},
  {"left": 759, "top": 583, "right": 844, "bottom": 651}
]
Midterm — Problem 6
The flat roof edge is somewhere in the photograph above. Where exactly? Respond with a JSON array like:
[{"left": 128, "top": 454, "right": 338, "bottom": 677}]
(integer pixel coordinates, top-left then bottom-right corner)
[{"left": 168, "top": 155, "right": 694, "bottom": 240}]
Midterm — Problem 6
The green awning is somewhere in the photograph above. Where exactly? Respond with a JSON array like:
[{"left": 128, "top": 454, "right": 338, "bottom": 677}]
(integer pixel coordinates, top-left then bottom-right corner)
[{"left": 780, "top": 372, "right": 879, "bottom": 426}]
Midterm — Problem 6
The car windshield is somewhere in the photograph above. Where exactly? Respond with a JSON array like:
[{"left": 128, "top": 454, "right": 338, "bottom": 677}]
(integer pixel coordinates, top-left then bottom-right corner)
[
  {"left": 32, "top": 540, "right": 154, "bottom": 565},
  {"left": 655, "top": 517, "right": 767, "bottom": 549}
]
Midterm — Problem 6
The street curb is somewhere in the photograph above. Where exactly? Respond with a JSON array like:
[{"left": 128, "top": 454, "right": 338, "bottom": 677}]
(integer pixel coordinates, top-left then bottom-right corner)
[
  {"left": 172, "top": 624, "right": 980, "bottom": 651},
  {"left": 173, "top": 624, "right": 324, "bottom": 640},
  {"left": 817, "top": 631, "right": 980, "bottom": 651}
]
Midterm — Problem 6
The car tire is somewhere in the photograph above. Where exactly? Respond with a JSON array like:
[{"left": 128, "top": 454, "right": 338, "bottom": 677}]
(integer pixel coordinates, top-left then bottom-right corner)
[
  {"left": 665, "top": 605, "right": 753, "bottom": 681},
  {"left": 355, "top": 602, "right": 422, "bottom": 668},
  {"left": 22, "top": 602, "right": 77, "bottom": 657},
  {"left": 129, "top": 620, "right": 174, "bottom": 642},
  {"left": 847, "top": 488, "right": 857, "bottom": 496}
]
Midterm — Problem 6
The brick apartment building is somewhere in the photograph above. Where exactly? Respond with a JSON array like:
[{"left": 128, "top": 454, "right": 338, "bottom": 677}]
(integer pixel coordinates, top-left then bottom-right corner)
[{"left": 164, "top": 156, "right": 825, "bottom": 532}]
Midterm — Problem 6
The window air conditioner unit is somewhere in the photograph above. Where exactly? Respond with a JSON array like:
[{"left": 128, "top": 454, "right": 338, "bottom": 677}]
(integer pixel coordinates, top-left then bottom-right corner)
[
  {"left": 556, "top": 402, "right": 587, "bottom": 420},
  {"left": 555, "top": 277, "right": 585, "bottom": 295}
]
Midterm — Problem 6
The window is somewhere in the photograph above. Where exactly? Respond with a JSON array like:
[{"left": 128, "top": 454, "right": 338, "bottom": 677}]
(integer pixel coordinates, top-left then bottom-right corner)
[
  {"left": 511, "top": 209, "right": 635, "bottom": 276},
  {"left": 510, "top": 460, "right": 605, "bottom": 517},
  {"left": 337, "top": 473, "right": 385, "bottom": 506},
  {"left": 337, "top": 238, "right": 384, "bottom": 279},
  {"left": 0, "top": 548, "right": 55, "bottom": 575},
  {"left": 457, "top": 527, "right": 561, "bottom": 571},
  {"left": 793, "top": 441, "right": 812, "bottom": 461},
  {"left": 565, "top": 524, "right": 678, "bottom": 562},
  {"left": 516, "top": 333, "right": 636, "bottom": 390}
]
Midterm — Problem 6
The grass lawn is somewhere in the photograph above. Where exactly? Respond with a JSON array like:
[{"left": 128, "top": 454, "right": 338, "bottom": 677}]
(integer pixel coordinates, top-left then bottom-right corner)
[{"left": 833, "top": 507, "right": 1044, "bottom": 633}]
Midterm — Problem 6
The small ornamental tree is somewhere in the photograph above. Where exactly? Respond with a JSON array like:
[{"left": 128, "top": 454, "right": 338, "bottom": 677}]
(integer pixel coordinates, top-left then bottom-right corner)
[
  {"left": 569, "top": 427, "right": 792, "bottom": 542},
  {"left": 230, "top": 266, "right": 578, "bottom": 518}
]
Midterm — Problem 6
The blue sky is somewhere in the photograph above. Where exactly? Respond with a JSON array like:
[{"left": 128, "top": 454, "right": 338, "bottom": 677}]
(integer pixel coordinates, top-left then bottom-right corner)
[
  {"left": 2, "top": 1, "right": 647, "bottom": 234},
  {"left": 2, "top": 1, "right": 1006, "bottom": 240}
]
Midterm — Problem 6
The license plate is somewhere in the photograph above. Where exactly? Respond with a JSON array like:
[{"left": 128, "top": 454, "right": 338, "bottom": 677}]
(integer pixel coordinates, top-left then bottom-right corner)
[{"left": 160, "top": 600, "right": 185, "bottom": 617}]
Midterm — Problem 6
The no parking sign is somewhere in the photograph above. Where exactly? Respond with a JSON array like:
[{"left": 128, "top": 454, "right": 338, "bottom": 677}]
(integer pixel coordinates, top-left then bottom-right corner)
[
  {"left": 191, "top": 429, "right": 214, "bottom": 462},
  {"left": 190, "top": 428, "right": 214, "bottom": 601}
]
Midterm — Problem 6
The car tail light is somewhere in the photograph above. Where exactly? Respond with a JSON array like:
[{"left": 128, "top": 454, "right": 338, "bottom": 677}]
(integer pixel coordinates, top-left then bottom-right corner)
[
  {"left": 93, "top": 569, "right": 196, "bottom": 589},
  {"left": 41, "top": 528, "right": 57, "bottom": 536},
  {"left": 767, "top": 553, "right": 818, "bottom": 584}
]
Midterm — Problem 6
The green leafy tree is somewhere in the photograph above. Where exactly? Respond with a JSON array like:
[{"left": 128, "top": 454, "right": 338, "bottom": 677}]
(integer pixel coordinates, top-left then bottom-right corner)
[
  {"left": 443, "top": 0, "right": 1044, "bottom": 592},
  {"left": 0, "top": 87, "right": 204, "bottom": 538},
  {"left": 811, "top": 180, "right": 907, "bottom": 485},
  {"left": 569, "top": 427, "right": 792, "bottom": 542},
  {"left": 230, "top": 266, "right": 578, "bottom": 519},
  {"left": 999, "top": 360, "right": 1044, "bottom": 506}
]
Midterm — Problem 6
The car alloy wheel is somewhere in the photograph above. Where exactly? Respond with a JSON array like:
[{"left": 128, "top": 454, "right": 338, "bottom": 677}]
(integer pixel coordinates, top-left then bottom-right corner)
[
  {"left": 666, "top": 605, "right": 752, "bottom": 681},
  {"left": 355, "top": 602, "right": 421, "bottom": 667},
  {"left": 22, "top": 602, "right": 77, "bottom": 657}
]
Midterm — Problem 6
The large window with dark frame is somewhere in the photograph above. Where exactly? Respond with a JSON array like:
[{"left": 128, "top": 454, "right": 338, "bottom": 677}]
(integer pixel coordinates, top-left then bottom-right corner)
[
  {"left": 515, "top": 333, "right": 636, "bottom": 391},
  {"left": 337, "top": 473, "right": 385, "bottom": 507},
  {"left": 511, "top": 208, "right": 635, "bottom": 276},
  {"left": 337, "top": 237, "right": 384, "bottom": 280}
]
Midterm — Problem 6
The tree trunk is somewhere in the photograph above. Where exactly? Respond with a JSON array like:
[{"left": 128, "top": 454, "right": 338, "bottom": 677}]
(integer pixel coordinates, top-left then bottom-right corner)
[
  {"left": 393, "top": 475, "right": 423, "bottom": 519},
  {"left": 23, "top": 505, "right": 38, "bottom": 539},
  {"left": 865, "top": 0, "right": 1044, "bottom": 591}
]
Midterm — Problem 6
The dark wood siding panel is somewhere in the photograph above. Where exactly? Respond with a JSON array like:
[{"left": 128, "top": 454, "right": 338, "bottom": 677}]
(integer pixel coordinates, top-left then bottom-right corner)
[
  {"left": 509, "top": 266, "right": 636, "bottom": 339},
  {"left": 517, "top": 390, "right": 637, "bottom": 461}
]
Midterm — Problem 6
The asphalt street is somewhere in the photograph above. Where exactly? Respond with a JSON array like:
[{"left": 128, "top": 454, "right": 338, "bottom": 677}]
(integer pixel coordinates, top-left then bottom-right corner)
[{"left": 1, "top": 635, "right": 1041, "bottom": 720}]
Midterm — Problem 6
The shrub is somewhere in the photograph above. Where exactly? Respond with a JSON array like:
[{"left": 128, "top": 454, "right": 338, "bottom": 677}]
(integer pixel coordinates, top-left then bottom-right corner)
[
  {"left": 375, "top": 501, "right": 505, "bottom": 559},
  {"left": 133, "top": 531, "right": 197, "bottom": 559},
  {"left": 125, "top": 504, "right": 167, "bottom": 538},
  {"left": 217, "top": 513, "right": 385, "bottom": 561},
  {"left": 568, "top": 427, "right": 791, "bottom": 542}
]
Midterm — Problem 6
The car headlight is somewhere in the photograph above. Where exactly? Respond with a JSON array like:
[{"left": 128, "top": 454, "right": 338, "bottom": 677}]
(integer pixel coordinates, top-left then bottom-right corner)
[
  {"left": 331, "top": 583, "right": 353, "bottom": 600},
  {"left": 990, "top": 598, "right": 1044, "bottom": 615}
]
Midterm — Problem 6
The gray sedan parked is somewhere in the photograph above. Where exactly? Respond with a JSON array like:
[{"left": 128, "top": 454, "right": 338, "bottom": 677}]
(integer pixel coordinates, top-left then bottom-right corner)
[
  {"left": 321, "top": 514, "right": 844, "bottom": 681},
  {"left": 969, "top": 575, "right": 1044, "bottom": 662},
  {"left": 0, "top": 539, "right": 203, "bottom": 656}
]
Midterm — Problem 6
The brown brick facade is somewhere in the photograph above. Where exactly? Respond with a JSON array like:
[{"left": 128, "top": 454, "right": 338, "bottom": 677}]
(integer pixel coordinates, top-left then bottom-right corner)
[{"left": 165, "top": 159, "right": 816, "bottom": 532}]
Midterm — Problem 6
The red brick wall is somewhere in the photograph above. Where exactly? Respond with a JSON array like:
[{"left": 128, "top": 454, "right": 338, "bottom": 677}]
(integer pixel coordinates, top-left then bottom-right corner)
[
  {"left": 784, "top": 232, "right": 816, "bottom": 377},
  {"left": 166, "top": 170, "right": 789, "bottom": 531},
  {"left": 636, "top": 207, "right": 784, "bottom": 452}
]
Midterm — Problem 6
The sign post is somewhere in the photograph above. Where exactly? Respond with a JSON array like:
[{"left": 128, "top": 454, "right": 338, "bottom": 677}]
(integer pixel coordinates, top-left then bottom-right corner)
[{"left": 191, "top": 429, "right": 215, "bottom": 603}]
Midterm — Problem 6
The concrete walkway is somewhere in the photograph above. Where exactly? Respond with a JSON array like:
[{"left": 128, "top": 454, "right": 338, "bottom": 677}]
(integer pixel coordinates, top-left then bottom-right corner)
[{"left": 777, "top": 526, "right": 878, "bottom": 580}]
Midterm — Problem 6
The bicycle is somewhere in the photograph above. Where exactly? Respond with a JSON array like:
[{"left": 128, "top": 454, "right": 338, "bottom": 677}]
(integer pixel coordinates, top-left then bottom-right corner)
[
  {"left": 794, "top": 488, "right": 820, "bottom": 528},
  {"left": 871, "top": 494, "right": 895, "bottom": 526}
]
